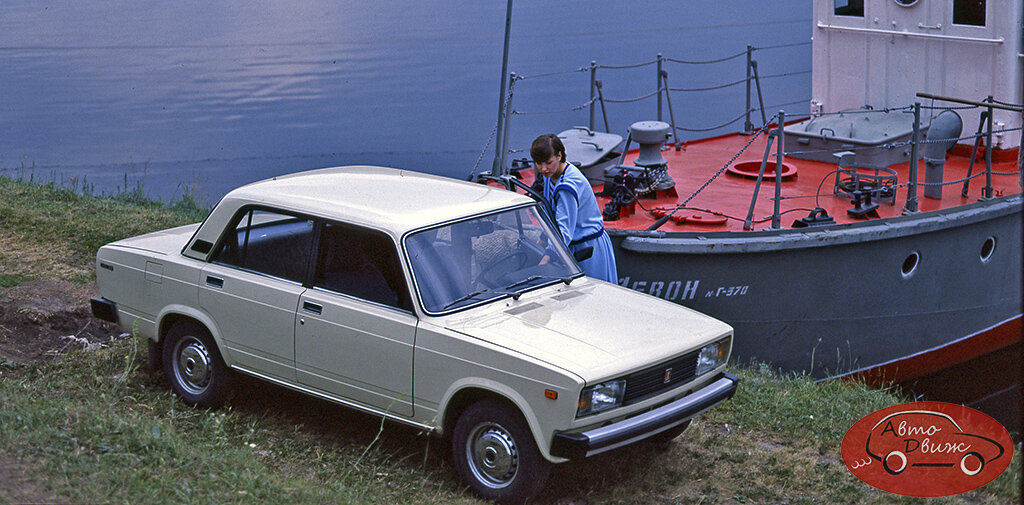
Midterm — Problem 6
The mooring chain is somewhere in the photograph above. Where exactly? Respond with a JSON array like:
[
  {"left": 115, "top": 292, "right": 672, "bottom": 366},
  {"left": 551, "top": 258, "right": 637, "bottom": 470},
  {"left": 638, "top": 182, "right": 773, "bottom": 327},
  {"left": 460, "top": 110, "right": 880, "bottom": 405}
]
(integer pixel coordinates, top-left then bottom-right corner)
[
  {"left": 469, "top": 76, "right": 519, "bottom": 180},
  {"left": 652, "top": 115, "right": 778, "bottom": 225}
]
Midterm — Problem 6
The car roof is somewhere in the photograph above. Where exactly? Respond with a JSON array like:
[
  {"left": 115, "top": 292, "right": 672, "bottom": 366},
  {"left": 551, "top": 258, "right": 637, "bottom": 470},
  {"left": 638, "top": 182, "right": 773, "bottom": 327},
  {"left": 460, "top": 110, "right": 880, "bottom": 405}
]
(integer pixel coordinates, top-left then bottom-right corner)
[{"left": 222, "top": 166, "right": 533, "bottom": 234}]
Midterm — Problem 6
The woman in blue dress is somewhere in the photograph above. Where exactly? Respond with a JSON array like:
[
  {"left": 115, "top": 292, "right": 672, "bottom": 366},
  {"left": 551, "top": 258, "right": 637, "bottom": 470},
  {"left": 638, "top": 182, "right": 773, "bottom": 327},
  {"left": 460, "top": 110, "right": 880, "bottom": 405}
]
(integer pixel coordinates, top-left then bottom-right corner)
[{"left": 530, "top": 134, "right": 618, "bottom": 283}]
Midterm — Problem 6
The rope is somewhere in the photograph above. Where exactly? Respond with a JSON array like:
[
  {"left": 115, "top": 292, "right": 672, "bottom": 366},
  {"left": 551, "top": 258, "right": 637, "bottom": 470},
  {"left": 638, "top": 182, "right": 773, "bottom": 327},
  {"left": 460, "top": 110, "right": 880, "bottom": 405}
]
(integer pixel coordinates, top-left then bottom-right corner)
[
  {"left": 511, "top": 97, "right": 597, "bottom": 115},
  {"left": 991, "top": 98, "right": 1024, "bottom": 108},
  {"left": 758, "top": 70, "right": 812, "bottom": 80},
  {"left": 665, "top": 51, "right": 746, "bottom": 65},
  {"left": 602, "top": 89, "right": 663, "bottom": 104},
  {"left": 673, "top": 110, "right": 749, "bottom": 132},
  {"left": 668, "top": 77, "right": 746, "bottom": 93},
  {"left": 597, "top": 59, "right": 659, "bottom": 70},
  {"left": 514, "top": 67, "right": 590, "bottom": 80},
  {"left": 753, "top": 41, "right": 812, "bottom": 51}
]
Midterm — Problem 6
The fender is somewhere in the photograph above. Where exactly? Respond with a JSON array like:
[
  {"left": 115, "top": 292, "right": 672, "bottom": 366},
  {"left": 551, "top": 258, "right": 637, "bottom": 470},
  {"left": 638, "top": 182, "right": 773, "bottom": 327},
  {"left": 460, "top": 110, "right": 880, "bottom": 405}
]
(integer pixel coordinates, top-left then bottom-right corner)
[
  {"left": 438, "top": 376, "right": 571, "bottom": 462},
  {"left": 155, "top": 304, "right": 229, "bottom": 361}
]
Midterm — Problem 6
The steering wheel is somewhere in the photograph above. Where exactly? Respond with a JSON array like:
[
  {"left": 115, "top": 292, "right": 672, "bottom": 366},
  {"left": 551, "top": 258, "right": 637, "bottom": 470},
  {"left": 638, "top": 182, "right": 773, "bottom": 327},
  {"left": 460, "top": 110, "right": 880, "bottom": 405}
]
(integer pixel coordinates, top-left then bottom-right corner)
[{"left": 474, "top": 251, "right": 529, "bottom": 287}]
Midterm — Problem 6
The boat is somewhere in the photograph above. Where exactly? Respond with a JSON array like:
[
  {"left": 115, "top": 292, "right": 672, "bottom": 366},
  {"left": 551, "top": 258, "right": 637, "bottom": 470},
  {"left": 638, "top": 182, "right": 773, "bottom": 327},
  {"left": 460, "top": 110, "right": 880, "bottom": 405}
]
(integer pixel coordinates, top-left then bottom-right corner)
[{"left": 477, "top": 0, "right": 1022, "bottom": 419}]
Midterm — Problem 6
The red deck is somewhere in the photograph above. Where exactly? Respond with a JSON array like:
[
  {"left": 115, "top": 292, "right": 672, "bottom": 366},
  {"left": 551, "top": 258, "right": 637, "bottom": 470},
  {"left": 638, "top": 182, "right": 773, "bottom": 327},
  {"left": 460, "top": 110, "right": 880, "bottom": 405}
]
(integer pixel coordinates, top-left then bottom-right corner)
[{"left": 541, "top": 130, "right": 1021, "bottom": 233}]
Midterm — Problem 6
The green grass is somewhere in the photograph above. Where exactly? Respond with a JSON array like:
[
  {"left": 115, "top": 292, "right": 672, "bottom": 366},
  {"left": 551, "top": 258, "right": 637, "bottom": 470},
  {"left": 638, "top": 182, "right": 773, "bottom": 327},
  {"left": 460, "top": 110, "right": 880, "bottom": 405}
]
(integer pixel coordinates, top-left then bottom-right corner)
[
  {"left": 1, "top": 343, "right": 1018, "bottom": 505},
  {"left": 0, "top": 174, "right": 207, "bottom": 281},
  {"left": 0, "top": 175, "right": 1019, "bottom": 504}
]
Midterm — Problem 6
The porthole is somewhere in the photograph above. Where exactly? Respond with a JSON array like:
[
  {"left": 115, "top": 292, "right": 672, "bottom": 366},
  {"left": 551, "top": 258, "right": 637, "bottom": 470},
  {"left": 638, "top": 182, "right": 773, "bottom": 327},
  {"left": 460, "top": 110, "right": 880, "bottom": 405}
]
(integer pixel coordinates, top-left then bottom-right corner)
[
  {"left": 901, "top": 252, "right": 920, "bottom": 278},
  {"left": 980, "top": 237, "right": 996, "bottom": 263},
  {"left": 894, "top": 0, "right": 919, "bottom": 6}
]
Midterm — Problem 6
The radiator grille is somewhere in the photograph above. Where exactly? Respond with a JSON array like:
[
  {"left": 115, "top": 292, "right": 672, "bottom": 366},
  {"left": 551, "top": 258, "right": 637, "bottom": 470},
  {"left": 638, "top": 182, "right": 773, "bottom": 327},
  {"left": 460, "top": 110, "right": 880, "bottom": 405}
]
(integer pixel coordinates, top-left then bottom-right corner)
[{"left": 623, "top": 350, "right": 699, "bottom": 405}]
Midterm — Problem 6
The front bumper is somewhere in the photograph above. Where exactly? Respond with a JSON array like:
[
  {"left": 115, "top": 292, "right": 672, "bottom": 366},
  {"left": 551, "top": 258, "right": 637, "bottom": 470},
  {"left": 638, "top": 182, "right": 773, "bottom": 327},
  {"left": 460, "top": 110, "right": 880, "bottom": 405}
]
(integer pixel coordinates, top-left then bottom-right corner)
[{"left": 550, "top": 372, "right": 738, "bottom": 460}]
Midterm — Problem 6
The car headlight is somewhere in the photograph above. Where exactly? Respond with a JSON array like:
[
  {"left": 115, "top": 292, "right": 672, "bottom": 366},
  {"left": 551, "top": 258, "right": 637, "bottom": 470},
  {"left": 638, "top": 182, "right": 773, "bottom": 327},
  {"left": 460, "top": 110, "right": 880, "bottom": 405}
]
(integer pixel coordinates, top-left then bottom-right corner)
[
  {"left": 696, "top": 339, "right": 729, "bottom": 376},
  {"left": 577, "top": 380, "right": 626, "bottom": 417}
]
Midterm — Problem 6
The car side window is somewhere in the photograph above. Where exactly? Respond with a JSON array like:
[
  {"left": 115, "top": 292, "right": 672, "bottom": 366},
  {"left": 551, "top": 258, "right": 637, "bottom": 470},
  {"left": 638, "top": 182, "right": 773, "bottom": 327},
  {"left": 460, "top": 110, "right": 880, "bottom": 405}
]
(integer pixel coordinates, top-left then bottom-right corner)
[
  {"left": 314, "top": 222, "right": 413, "bottom": 311},
  {"left": 213, "top": 208, "right": 315, "bottom": 283}
]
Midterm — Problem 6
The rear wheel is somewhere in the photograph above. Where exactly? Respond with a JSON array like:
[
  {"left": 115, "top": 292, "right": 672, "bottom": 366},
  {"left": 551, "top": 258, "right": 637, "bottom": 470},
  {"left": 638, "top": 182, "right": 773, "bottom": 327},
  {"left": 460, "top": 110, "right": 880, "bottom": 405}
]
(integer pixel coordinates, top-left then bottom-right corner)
[
  {"left": 162, "top": 322, "right": 233, "bottom": 408},
  {"left": 452, "top": 399, "right": 550, "bottom": 504}
]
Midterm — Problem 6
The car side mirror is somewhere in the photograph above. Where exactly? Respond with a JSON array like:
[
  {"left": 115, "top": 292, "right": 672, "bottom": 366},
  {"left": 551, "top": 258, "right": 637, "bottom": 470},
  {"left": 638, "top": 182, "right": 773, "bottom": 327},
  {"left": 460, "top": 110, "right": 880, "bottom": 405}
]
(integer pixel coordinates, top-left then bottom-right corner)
[{"left": 573, "top": 246, "right": 593, "bottom": 263}]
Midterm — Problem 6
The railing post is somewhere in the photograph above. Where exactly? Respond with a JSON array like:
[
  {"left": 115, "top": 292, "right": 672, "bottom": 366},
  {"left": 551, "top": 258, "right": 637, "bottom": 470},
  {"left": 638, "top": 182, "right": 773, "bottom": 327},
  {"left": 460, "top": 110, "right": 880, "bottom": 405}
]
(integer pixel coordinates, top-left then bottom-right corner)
[
  {"left": 904, "top": 103, "right": 920, "bottom": 214},
  {"left": 589, "top": 61, "right": 597, "bottom": 131},
  {"left": 772, "top": 110, "right": 785, "bottom": 229},
  {"left": 661, "top": 70, "right": 681, "bottom": 150},
  {"left": 595, "top": 80, "right": 611, "bottom": 133},
  {"left": 982, "top": 96, "right": 994, "bottom": 200},
  {"left": 744, "top": 45, "right": 753, "bottom": 133},
  {"left": 657, "top": 53, "right": 664, "bottom": 122}
]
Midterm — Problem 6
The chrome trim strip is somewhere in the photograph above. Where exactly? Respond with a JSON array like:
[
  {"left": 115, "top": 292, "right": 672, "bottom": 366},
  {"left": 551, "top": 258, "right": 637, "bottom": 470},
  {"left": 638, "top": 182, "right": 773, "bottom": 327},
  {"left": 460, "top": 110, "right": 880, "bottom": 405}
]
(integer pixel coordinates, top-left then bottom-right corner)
[{"left": 231, "top": 365, "right": 435, "bottom": 433}]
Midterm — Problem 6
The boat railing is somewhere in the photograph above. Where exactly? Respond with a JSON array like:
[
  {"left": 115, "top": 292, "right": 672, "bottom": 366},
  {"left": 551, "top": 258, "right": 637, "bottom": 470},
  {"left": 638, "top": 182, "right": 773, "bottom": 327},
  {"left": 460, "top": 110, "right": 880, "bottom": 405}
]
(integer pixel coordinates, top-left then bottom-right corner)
[
  {"left": 743, "top": 99, "right": 1022, "bottom": 227},
  {"left": 479, "top": 48, "right": 1022, "bottom": 231},
  {"left": 475, "top": 43, "right": 810, "bottom": 181}
]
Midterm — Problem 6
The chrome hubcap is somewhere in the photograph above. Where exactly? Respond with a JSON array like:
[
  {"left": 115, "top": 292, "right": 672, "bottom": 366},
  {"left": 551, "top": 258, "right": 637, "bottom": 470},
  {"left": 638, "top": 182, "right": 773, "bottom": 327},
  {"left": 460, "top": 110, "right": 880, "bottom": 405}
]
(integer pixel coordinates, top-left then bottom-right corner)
[
  {"left": 467, "top": 422, "right": 518, "bottom": 488},
  {"left": 175, "top": 337, "right": 211, "bottom": 395}
]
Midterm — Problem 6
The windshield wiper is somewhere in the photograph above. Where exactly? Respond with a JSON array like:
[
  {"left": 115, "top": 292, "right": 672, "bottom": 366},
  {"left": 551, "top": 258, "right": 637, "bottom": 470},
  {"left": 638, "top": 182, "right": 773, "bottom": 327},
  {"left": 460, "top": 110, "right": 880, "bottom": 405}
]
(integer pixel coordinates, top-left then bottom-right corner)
[
  {"left": 442, "top": 287, "right": 520, "bottom": 310},
  {"left": 503, "top": 274, "right": 573, "bottom": 294}
]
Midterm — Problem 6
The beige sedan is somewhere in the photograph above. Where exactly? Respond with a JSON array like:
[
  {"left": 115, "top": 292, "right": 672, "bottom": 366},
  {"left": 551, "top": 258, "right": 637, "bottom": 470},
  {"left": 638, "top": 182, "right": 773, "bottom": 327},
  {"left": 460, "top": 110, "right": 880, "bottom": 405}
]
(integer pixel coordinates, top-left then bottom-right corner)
[{"left": 91, "top": 166, "right": 737, "bottom": 503}]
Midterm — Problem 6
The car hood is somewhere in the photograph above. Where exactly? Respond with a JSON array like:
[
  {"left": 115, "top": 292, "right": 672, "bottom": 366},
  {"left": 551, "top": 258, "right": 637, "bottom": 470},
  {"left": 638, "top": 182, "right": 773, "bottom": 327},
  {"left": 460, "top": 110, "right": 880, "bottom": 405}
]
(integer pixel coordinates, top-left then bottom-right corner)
[{"left": 441, "top": 278, "right": 732, "bottom": 383}]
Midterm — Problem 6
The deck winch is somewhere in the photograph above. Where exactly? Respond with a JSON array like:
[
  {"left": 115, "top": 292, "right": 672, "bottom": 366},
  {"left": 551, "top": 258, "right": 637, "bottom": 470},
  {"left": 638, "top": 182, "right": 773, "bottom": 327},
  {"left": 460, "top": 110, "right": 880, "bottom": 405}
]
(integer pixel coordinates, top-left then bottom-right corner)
[{"left": 602, "top": 121, "right": 677, "bottom": 221}]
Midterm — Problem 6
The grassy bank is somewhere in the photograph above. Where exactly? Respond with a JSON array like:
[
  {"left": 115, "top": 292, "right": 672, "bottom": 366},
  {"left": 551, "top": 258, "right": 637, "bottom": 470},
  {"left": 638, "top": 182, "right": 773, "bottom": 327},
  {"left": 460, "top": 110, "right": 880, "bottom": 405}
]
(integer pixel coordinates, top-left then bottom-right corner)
[
  {"left": 0, "top": 175, "right": 1020, "bottom": 504},
  {"left": 0, "top": 175, "right": 206, "bottom": 283}
]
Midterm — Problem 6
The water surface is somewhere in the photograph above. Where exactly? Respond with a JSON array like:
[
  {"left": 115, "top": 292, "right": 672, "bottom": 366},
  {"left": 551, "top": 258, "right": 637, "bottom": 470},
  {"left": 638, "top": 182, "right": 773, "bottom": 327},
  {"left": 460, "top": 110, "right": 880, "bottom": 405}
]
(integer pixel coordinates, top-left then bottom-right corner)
[{"left": 0, "top": 1, "right": 811, "bottom": 202}]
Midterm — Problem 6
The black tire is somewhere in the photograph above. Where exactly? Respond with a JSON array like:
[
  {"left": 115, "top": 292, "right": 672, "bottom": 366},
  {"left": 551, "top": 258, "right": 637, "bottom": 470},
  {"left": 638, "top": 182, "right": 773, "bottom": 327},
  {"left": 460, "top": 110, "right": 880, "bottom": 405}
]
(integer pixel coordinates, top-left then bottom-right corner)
[
  {"left": 452, "top": 399, "right": 551, "bottom": 504},
  {"left": 162, "top": 322, "right": 233, "bottom": 408}
]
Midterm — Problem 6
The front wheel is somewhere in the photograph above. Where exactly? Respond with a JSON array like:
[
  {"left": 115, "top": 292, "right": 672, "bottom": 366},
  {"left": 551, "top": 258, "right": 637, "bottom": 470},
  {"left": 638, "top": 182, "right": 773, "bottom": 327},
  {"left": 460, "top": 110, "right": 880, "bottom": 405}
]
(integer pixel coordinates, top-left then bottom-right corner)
[
  {"left": 162, "top": 322, "right": 233, "bottom": 408},
  {"left": 452, "top": 399, "right": 550, "bottom": 504}
]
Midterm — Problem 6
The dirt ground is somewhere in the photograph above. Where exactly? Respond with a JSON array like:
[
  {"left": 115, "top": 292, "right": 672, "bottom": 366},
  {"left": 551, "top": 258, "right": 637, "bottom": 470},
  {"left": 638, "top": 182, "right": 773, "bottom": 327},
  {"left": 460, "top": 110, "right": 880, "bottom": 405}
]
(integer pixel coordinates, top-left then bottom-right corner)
[{"left": 0, "top": 279, "right": 121, "bottom": 505}]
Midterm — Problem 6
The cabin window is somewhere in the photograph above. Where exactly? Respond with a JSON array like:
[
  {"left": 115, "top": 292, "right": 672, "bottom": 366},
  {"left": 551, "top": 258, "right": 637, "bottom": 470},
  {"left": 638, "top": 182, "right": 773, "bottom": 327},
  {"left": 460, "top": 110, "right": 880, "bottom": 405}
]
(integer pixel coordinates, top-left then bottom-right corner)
[
  {"left": 834, "top": 0, "right": 864, "bottom": 17},
  {"left": 213, "top": 209, "right": 315, "bottom": 283},
  {"left": 953, "top": 0, "right": 985, "bottom": 26},
  {"left": 314, "top": 222, "right": 413, "bottom": 311}
]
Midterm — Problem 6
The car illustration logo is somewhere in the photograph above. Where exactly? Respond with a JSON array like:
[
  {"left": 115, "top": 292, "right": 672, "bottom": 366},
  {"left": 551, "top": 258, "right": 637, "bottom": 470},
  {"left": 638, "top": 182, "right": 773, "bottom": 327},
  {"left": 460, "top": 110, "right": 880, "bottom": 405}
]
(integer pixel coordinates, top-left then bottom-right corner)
[
  {"left": 663, "top": 367, "right": 672, "bottom": 384},
  {"left": 841, "top": 401, "right": 1013, "bottom": 497}
]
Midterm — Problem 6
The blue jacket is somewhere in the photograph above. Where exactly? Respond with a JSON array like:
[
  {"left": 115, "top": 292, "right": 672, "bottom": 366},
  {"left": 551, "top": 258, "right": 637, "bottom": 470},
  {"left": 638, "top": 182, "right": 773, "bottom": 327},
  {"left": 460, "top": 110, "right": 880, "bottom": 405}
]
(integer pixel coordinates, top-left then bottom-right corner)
[{"left": 542, "top": 163, "right": 618, "bottom": 283}]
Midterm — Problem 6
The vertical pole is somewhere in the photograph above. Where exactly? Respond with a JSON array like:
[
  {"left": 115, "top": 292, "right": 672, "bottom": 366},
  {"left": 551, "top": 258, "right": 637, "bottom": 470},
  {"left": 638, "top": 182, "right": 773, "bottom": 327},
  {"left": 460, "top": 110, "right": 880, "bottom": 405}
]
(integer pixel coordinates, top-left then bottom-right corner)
[
  {"left": 589, "top": 61, "right": 597, "bottom": 131},
  {"left": 744, "top": 45, "right": 753, "bottom": 133},
  {"left": 490, "top": 0, "right": 514, "bottom": 177},
  {"left": 498, "top": 73, "right": 516, "bottom": 178},
  {"left": 772, "top": 111, "right": 785, "bottom": 229},
  {"left": 983, "top": 98, "right": 994, "bottom": 199},
  {"left": 904, "top": 103, "right": 920, "bottom": 214},
  {"left": 661, "top": 71, "right": 681, "bottom": 150},
  {"left": 657, "top": 53, "right": 664, "bottom": 122}
]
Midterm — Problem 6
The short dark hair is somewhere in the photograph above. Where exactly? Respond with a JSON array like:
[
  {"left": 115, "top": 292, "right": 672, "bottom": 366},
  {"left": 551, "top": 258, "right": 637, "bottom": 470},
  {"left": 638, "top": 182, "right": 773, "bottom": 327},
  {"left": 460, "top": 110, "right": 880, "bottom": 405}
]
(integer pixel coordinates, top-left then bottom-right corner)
[{"left": 530, "top": 134, "right": 566, "bottom": 164}]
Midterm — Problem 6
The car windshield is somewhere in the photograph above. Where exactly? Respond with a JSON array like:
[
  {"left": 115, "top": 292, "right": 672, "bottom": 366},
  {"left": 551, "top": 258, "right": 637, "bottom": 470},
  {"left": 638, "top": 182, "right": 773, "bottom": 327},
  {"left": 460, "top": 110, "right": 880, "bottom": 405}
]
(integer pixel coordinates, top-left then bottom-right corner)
[{"left": 405, "top": 205, "right": 582, "bottom": 313}]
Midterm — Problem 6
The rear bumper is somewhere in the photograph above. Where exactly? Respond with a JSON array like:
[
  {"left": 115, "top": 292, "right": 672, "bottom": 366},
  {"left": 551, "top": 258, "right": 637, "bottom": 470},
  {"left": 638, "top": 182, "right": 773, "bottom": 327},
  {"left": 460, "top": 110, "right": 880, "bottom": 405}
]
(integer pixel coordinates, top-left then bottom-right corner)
[
  {"left": 90, "top": 297, "right": 118, "bottom": 323},
  {"left": 550, "top": 372, "right": 738, "bottom": 460}
]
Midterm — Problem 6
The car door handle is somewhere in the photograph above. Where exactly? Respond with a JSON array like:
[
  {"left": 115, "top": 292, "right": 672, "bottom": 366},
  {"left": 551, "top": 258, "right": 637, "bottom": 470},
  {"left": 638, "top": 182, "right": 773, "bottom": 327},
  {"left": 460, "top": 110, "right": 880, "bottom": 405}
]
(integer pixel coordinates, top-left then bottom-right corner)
[
  {"left": 206, "top": 275, "right": 224, "bottom": 288},
  {"left": 302, "top": 301, "right": 323, "bottom": 315}
]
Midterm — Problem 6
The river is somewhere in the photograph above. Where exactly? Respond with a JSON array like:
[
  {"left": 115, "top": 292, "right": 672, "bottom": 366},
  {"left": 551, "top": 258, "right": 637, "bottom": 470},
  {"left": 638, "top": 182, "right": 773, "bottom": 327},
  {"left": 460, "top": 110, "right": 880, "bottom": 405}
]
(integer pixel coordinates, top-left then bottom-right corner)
[{"left": 0, "top": 1, "right": 811, "bottom": 203}]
